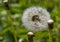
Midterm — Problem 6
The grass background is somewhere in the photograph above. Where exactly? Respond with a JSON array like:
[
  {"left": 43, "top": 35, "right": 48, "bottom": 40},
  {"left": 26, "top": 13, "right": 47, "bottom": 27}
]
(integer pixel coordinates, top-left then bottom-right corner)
[{"left": 0, "top": 0, "right": 60, "bottom": 42}]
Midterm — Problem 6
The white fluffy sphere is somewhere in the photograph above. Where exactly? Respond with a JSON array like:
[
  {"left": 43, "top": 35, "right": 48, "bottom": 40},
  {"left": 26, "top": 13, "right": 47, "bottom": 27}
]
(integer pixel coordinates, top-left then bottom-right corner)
[{"left": 22, "top": 7, "right": 50, "bottom": 32}]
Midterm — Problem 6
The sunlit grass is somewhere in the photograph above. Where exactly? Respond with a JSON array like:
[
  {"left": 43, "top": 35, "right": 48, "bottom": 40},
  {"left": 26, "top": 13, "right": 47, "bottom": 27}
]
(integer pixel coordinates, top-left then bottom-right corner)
[{"left": 0, "top": 0, "right": 60, "bottom": 42}]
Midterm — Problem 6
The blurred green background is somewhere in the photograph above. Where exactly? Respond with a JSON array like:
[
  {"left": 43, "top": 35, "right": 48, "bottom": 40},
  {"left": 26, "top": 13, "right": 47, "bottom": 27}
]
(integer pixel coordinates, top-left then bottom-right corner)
[{"left": 0, "top": 0, "right": 60, "bottom": 42}]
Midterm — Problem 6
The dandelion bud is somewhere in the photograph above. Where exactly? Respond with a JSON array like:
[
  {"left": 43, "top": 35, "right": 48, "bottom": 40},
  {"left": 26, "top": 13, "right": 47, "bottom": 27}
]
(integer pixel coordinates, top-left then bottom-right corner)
[
  {"left": 47, "top": 19, "right": 54, "bottom": 29},
  {"left": 3, "top": 0, "right": 8, "bottom": 3},
  {"left": 28, "top": 32, "right": 34, "bottom": 36},
  {"left": 3, "top": 0, "right": 10, "bottom": 10},
  {"left": 27, "top": 32, "right": 34, "bottom": 42}
]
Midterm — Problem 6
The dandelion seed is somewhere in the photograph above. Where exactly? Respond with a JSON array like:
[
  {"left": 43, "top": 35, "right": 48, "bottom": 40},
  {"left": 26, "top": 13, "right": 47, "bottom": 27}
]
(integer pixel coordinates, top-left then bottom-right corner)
[{"left": 22, "top": 7, "right": 50, "bottom": 32}]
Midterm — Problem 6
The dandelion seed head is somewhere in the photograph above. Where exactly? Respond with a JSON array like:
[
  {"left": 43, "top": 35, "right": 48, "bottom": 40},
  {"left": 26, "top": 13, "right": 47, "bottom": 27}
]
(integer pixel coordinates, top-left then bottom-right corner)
[{"left": 22, "top": 7, "right": 50, "bottom": 32}]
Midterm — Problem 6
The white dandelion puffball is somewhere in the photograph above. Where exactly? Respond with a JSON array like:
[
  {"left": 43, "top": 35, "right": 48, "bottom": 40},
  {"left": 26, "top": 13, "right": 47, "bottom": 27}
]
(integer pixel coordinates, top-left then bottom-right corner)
[{"left": 22, "top": 7, "right": 50, "bottom": 32}]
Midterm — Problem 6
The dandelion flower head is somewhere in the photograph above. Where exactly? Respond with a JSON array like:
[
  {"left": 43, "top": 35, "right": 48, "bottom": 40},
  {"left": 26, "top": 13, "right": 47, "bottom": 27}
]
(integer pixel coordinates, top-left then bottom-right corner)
[{"left": 22, "top": 7, "right": 50, "bottom": 32}]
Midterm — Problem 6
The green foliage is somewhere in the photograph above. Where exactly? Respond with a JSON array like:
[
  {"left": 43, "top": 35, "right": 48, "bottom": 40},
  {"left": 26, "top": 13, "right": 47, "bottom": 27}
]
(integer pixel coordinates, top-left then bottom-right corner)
[{"left": 0, "top": 0, "right": 60, "bottom": 42}]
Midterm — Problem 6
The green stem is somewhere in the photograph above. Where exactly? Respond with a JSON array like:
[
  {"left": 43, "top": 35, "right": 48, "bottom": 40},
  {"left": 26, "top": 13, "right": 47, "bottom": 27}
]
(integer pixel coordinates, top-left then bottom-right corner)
[
  {"left": 3, "top": 4, "right": 17, "bottom": 42},
  {"left": 7, "top": 10, "right": 17, "bottom": 42},
  {"left": 48, "top": 29, "right": 52, "bottom": 42},
  {"left": 56, "top": 29, "right": 59, "bottom": 42},
  {"left": 55, "top": 16, "right": 59, "bottom": 42},
  {"left": 28, "top": 0, "right": 31, "bottom": 6},
  {"left": 56, "top": 36, "right": 59, "bottom": 42},
  {"left": 28, "top": 37, "right": 34, "bottom": 42}
]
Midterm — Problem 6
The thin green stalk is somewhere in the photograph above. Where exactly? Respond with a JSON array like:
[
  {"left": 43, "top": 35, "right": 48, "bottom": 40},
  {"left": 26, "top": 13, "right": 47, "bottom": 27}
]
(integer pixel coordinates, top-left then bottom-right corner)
[
  {"left": 56, "top": 29, "right": 59, "bottom": 42},
  {"left": 47, "top": 19, "right": 54, "bottom": 42},
  {"left": 55, "top": 16, "right": 59, "bottom": 42},
  {"left": 3, "top": 2, "right": 17, "bottom": 42},
  {"left": 48, "top": 29, "right": 52, "bottom": 42},
  {"left": 7, "top": 10, "right": 17, "bottom": 42},
  {"left": 56, "top": 36, "right": 59, "bottom": 42},
  {"left": 28, "top": 0, "right": 31, "bottom": 6}
]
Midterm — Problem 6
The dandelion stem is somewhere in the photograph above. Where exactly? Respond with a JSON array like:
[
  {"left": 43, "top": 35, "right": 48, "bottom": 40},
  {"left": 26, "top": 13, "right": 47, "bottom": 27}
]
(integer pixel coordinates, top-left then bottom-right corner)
[
  {"left": 56, "top": 29, "right": 59, "bottom": 42},
  {"left": 2, "top": 0, "right": 17, "bottom": 42},
  {"left": 56, "top": 16, "right": 59, "bottom": 42},
  {"left": 7, "top": 10, "right": 17, "bottom": 42},
  {"left": 56, "top": 36, "right": 59, "bottom": 42},
  {"left": 47, "top": 19, "right": 54, "bottom": 42},
  {"left": 48, "top": 29, "right": 52, "bottom": 42}
]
